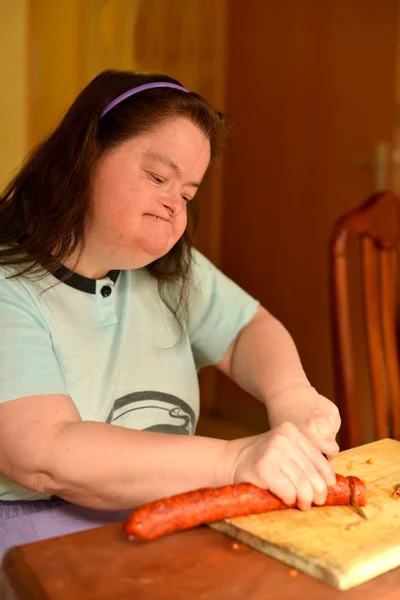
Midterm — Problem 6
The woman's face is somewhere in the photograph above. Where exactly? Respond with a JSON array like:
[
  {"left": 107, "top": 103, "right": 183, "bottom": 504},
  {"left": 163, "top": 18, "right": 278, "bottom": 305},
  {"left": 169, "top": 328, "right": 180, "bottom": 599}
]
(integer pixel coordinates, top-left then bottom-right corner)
[{"left": 83, "top": 116, "right": 210, "bottom": 276}]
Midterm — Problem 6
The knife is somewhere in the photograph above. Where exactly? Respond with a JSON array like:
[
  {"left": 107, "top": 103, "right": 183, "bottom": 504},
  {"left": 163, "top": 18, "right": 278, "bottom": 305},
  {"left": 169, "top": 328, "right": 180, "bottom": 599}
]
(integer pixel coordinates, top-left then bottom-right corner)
[
  {"left": 350, "top": 491, "right": 368, "bottom": 520},
  {"left": 322, "top": 453, "right": 368, "bottom": 520}
]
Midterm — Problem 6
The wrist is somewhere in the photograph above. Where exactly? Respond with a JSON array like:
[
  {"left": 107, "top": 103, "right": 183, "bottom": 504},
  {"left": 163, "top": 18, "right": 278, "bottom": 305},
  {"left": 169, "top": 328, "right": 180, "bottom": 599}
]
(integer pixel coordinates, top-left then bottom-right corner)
[
  {"left": 265, "top": 383, "right": 320, "bottom": 429},
  {"left": 264, "top": 382, "right": 316, "bottom": 408},
  {"left": 216, "top": 436, "right": 256, "bottom": 485}
]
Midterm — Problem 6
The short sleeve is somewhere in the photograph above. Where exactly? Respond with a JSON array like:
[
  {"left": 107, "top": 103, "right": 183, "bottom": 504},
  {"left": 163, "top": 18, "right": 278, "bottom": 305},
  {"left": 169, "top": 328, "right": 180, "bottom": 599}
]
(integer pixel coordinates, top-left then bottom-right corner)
[
  {"left": 187, "top": 250, "right": 259, "bottom": 369},
  {"left": 0, "top": 272, "right": 68, "bottom": 403}
]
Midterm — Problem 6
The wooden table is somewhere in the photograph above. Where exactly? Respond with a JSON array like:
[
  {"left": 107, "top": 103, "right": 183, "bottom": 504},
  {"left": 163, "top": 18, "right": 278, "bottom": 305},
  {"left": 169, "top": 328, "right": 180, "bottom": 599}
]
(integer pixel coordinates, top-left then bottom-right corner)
[{"left": 2, "top": 520, "right": 400, "bottom": 599}]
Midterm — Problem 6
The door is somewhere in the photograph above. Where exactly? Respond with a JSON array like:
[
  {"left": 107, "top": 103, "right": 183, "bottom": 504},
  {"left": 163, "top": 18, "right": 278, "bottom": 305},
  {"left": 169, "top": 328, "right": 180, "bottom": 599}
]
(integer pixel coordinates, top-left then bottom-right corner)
[{"left": 216, "top": 0, "right": 399, "bottom": 442}]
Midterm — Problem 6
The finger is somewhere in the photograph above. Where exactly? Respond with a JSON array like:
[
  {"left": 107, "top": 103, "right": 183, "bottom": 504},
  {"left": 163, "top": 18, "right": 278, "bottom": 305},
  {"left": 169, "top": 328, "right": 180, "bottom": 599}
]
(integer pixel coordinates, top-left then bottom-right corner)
[
  {"left": 261, "top": 467, "right": 297, "bottom": 506},
  {"left": 308, "top": 419, "right": 340, "bottom": 456},
  {"left": 312, "top": 401, "right": 341, "bottom": 434},
  {"left": 296, "top": 433, "right": 336, "bottom": 486},
  {"left": 316, "top": 435, "right": 340, "bottom": 458},
  {"left": 270, "top": 423, "right": 331, "bottom": 505},
  {"left": 308, "top": 436, "right": 339, "bottom": 462},
  {"left": 321, "top": 438, "right": 340, "bottom": 461},
  {"left": 288, "top": 447, "right": 328, "bottom": 505},
  {"left": 279, "top": 458, "right": 315, "bottom": 510}
]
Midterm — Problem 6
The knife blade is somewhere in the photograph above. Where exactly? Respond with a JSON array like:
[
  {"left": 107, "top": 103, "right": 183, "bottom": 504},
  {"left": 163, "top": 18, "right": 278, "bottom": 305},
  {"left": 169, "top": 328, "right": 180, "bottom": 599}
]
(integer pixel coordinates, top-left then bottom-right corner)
[{"left": 350, "top": 492, "right": 368, "bottom": 520}]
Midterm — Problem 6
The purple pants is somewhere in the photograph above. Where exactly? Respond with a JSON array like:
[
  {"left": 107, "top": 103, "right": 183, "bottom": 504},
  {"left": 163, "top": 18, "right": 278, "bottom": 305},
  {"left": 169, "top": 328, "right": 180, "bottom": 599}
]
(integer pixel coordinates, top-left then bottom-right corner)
[{"left": 0, "top": 498, "right": 131, "bottom": 561}]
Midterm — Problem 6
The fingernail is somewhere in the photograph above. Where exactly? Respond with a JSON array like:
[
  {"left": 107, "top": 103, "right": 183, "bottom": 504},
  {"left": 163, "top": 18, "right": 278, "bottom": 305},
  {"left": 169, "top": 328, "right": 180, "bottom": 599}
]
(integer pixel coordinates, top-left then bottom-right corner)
[{"left": 314, "top": 496, "right": 325, "bottom": 506}]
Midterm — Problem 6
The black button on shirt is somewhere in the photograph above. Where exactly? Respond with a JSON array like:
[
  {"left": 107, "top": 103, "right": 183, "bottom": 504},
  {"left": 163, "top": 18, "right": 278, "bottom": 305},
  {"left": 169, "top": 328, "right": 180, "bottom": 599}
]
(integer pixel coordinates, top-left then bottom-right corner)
[{"left": 101, "top": 285, "right": 112, "bottom": 298}]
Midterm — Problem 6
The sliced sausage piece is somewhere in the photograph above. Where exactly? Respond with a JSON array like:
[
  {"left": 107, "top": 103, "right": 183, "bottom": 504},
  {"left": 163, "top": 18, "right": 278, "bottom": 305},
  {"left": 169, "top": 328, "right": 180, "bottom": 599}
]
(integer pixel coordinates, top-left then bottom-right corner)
[
  {"left": 125, "top": 474, "right": 366, "bottom": 541},
  {"left": 348, "top": 475, "right": 367, "bottom": 505}
]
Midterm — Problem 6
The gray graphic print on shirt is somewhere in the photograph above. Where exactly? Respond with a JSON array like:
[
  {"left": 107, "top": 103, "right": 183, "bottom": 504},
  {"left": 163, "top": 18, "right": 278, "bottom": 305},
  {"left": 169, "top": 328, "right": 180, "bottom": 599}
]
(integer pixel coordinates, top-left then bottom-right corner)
[{"left": 106, "top": 390, "right": 196, "bottom": 434}]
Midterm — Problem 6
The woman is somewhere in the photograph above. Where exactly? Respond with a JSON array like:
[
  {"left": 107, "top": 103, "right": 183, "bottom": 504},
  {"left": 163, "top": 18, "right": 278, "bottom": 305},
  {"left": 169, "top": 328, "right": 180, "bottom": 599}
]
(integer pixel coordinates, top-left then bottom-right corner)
[{"left": 0, "top": 70, "right": 340, "bottom": 555}]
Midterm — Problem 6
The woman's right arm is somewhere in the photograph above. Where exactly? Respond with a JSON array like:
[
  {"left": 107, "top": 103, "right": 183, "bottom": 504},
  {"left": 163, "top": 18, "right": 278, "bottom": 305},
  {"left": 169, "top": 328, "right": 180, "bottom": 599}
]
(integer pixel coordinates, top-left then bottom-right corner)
[
  {"left": 0, "top": 274, "right": 335, "bottom": 511},
  {"left": 0, "top": 394, "right": 334, "bottom": 511}
]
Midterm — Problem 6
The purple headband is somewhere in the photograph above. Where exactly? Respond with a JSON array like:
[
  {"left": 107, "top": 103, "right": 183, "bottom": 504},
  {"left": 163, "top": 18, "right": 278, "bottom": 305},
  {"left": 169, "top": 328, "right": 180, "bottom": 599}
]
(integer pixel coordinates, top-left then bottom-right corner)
[{"left": 100, "top": 82, "right": 189, "bottom": 118}]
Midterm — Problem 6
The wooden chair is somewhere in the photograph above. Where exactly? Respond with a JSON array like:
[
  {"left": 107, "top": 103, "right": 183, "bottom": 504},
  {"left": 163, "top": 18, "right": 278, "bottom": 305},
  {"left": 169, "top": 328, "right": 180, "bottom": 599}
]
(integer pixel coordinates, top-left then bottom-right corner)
[{"left": 330, "top": 192, "right": 400, "bottom": 449}]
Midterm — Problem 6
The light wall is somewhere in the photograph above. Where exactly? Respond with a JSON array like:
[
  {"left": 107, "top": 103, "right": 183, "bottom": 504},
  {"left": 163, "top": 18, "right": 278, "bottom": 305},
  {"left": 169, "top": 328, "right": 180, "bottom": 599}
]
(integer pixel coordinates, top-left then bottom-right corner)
[
  {"left": 29, "top": 0, "right": 140, "bottom": 146},
  {"left": 0, "top": 0, "right": 29, "bottom": 190}
]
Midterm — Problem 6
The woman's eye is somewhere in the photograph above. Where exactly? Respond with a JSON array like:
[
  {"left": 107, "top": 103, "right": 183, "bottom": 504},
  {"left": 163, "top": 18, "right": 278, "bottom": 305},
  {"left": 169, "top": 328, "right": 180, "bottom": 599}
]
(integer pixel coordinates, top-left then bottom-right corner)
[
  {"left": 150, "top": 173, "right": 165, "bottom": 184},
  {"left": 182, "top": 196, "right": 191, "bottom": 203}
]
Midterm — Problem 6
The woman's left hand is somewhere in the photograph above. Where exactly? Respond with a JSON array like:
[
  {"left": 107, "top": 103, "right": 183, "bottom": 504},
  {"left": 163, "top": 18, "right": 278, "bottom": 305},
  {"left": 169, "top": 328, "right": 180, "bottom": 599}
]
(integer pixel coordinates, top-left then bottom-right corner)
[{"left": 266, "top": 385, "right": 341, "bottom": 460}]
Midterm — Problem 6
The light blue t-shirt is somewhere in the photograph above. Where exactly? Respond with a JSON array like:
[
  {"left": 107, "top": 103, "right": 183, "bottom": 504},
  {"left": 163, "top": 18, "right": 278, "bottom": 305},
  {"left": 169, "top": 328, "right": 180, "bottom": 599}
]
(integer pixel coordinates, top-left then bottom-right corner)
[{"left": 0, "top": 249, "right": 259, "bottom": 499}]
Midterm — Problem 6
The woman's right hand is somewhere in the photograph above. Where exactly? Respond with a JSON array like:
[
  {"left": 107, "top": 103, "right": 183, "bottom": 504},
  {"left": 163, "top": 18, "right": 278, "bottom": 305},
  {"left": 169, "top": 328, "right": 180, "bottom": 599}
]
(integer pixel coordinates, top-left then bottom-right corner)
[{"left": 224, "top": 422, "right": 337, "bottom": 510}]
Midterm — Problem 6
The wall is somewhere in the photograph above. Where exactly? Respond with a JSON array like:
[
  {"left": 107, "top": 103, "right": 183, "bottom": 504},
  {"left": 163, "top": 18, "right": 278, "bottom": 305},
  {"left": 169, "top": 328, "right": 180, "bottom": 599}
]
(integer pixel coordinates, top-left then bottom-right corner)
[
  {"left": 29, "top": 0, "right": 139, "bottom": 146},
  {"left": 0, "top": 0, "right": 29, "bottom": 191},
  {"left": 217, "top": 0, "right": 399, "bottom": 442}
]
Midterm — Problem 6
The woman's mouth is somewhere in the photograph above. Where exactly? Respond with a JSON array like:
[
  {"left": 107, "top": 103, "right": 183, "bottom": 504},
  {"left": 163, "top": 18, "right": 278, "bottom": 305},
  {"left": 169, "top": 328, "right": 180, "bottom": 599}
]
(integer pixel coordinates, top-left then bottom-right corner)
[{"left": 145, "top": 213, "right": 170, "bottom": 223}]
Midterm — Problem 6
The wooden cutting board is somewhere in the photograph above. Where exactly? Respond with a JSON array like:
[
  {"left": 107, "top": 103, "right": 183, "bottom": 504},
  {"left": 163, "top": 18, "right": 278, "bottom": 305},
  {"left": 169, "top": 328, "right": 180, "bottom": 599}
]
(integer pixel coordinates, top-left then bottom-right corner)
[{"left": 211, "top": 438, "right": 400, "bottom": 591}]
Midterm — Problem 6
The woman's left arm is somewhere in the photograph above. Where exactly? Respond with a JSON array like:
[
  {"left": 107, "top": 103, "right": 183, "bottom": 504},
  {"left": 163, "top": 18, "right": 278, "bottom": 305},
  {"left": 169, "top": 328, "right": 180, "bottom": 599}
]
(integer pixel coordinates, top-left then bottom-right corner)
[{"left": 216, "top": 305, "right": 341, "bottom": 459}]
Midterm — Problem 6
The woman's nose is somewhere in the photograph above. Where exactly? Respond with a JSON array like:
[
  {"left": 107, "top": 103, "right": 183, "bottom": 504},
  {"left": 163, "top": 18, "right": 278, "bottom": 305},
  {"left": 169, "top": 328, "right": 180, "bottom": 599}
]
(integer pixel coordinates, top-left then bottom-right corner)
[{"left": 161, "top": 191, "right": 186, "bottom": 215}]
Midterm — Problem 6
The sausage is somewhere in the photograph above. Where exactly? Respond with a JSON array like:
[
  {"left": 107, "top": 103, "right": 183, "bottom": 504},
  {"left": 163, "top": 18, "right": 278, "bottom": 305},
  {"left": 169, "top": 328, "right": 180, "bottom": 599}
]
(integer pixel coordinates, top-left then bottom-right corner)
[
  {"left": 125, "top": 474, "right": 366, "bottom": 541},
  {"left": 348, "top": 475, "right": 366, "bottom": 505}
]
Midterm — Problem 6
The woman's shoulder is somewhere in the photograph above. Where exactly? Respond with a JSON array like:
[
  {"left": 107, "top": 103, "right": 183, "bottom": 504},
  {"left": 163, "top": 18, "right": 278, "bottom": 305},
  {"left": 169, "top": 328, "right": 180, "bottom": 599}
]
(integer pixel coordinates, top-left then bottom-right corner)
[
  {"left": 0, "top": 263, "right": 49, "bottom": 306},
  {"left": 190, "top": 247, "right": 216, "bottom": 273},
  {"left": 0, "top": 264, "right": 27, "bottom": 291},
  {"left": 189, "top": 247, "right": 225, "bottom": 285}
]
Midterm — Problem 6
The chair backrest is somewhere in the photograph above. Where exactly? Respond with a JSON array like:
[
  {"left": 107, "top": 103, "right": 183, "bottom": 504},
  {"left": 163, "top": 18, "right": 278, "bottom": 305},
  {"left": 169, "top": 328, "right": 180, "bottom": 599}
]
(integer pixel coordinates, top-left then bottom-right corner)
[{"left": 330, "top": 192, "right": 400, "bottom": 449}]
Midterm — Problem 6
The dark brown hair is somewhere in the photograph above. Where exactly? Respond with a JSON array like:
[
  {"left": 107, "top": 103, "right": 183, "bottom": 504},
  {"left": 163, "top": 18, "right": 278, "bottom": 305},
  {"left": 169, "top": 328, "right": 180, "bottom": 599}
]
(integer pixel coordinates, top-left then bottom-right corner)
[{"left": 0, "top": 69, "right": 227, "bottom": 323}]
